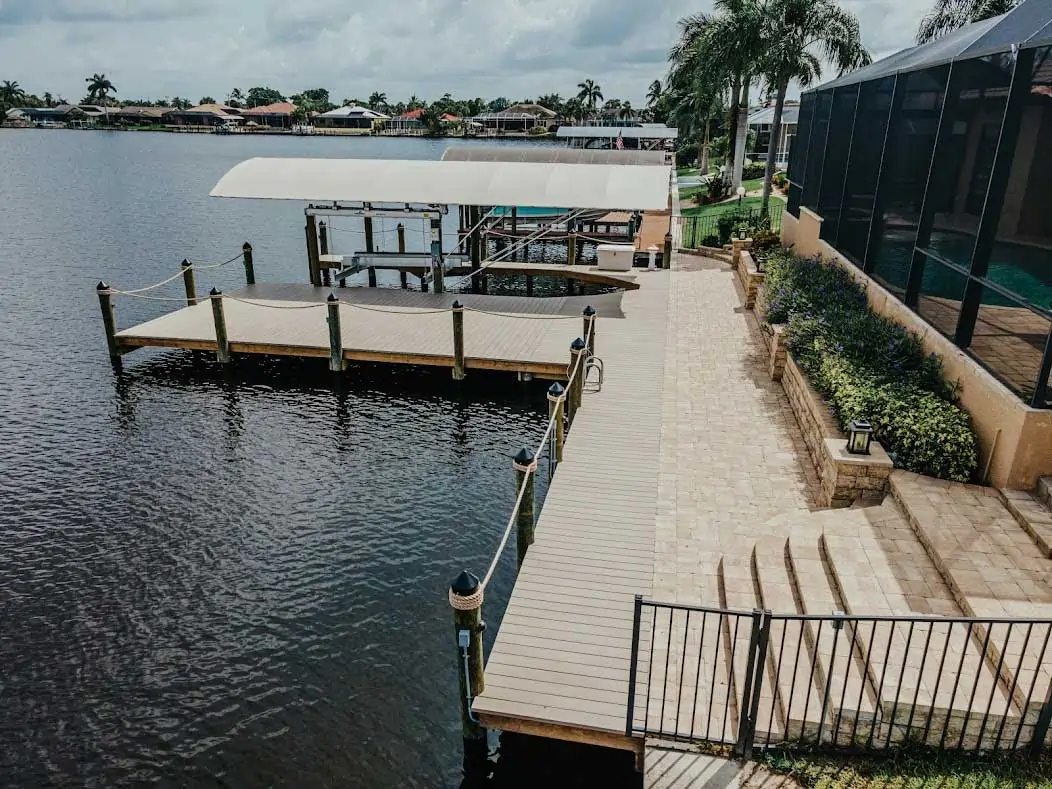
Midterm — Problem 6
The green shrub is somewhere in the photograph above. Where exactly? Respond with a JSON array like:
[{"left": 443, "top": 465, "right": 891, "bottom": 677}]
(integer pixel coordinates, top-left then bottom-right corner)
[
  {"left": 772, "top": 171, "right": 789, "bottom": 189},
  {"left": 700, "top": 234, "right": 721, "bottom": 248},
  {"left": 742, "top": 161, "right": 766, "bottom": 180},
  {"left": 703, "top": 173, "right": 731, "bottom": 203},
  {"left": 763, "top": 251, "right": 978, "bottom": 482}
]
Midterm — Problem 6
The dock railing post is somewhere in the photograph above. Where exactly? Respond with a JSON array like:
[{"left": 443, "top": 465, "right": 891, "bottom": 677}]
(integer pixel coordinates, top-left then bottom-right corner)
[
  {"left": 319, "top": 221, "right": 332, "bottom": 288},
  {"left": 397, "top": 223, "right": 406, "bottom": 253},
  {"left": 449, "top": 571, "right": 488, "bottom": 772},
  {"left": 662, "top": 231, "right": 673, "bottom": 270},
  {"left": 327, "top": 294, "right": 345, "bottom": 373},
  {"left": 568, "top": 338, "right": 587, "bottom": 427},
  {"left": 180, "top": 259, "right": 197, "bottom": 306},
  {"left": 364, "top": 212, "right": 375, "bottom": 253},
  {"left": 209, "top": 288, "right": 231, "bottom": 364},
  {"left": 583, "top": 305, "right": 596, "bottom": 357},
  {"left": 430, "top": 216, "right": 445, "bottom": 294},
  {"left": 96, "top": 282, "right": 122, "bottom": 370},
  {"left": 548, "top": 383, "right": 565, "bottom": 464},
  {"left": 452, "top": 300, "right": 466, "bottom": 381},
  {"left": 513, "top": 447, "right": 536, "bottom": 568},
  {"left": 242, "top": 242, "right": 255, "bottom": 286}
]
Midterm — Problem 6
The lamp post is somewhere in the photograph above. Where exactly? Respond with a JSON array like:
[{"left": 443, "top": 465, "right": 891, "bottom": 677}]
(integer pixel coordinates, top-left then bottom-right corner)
[
  {"left": 847, "top": 420, "right": 874, "bottom": 455},
  {"left": 737, "top": 185, "right": 746, "bottom": 209}
]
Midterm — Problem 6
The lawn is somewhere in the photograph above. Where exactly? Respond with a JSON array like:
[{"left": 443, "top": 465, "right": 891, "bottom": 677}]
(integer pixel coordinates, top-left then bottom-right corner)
[
  {"left": 678, "top": 177, "right": 769, "bottom": 204},
  {"left": 682, "top": 195, "right": 785, "bottom": 220},
  {"left": 764, "top": 749, "right": 1052, "bottom": 789},
  {"left": 676, "top": 166, "right": 700, "bottom": 177}
]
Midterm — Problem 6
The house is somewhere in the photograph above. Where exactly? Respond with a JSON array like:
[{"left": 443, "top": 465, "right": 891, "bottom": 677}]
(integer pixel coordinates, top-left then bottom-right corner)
[
  {"left": 3, "top": 108, "right": 30, "bottom": 127},
  {"left": 385, "top": 109, "right": 461, "bottom": 132},
  {"left": 748, "top": 101, "right": 799, "bottom": 166},
  {"left": 17, "top": 104, "right": 86, "bottom": 125},
  {"left": 471, "top": 103, "right": 556, "bottom": 133},
  {"left": 164, "top": 103, "right": 244, "bottom": 127},
  {"left": 113, "top": 106, "right": 169, "bottom": 126},
  {"left": 241, "top": 102, "right": 297, "bottom": 129},
  {"left": 314, "top": 105, "right": 388, "bottom": 130}
]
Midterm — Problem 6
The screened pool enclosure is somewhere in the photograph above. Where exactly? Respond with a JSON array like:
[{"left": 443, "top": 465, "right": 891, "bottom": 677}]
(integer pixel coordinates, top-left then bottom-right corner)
[{"left": 787, "top": 0, "right": 1052, "bottom": 407}]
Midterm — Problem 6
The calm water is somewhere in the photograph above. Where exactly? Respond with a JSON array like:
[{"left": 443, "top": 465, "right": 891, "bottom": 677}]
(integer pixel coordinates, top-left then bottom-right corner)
[{"left": 0, "top": 131, "right": 635, "bottom": 787}]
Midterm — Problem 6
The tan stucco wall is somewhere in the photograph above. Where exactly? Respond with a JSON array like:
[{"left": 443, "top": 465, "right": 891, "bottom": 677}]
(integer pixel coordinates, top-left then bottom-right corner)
[{"left": 782, "top": 208, "right": 1052, "bottom": 490}]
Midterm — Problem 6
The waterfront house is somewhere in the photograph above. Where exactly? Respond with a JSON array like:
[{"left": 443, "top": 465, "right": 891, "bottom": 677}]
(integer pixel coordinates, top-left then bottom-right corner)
[
  {"left": 164, "top": 103, "right": 244, "bottom": 127},
  {"left": 16, "top": 104, "right": 86, "bottom": 126},
  {"left": 472, "top": 103, "right": 557, "bottom": 133},
  {"left": 241, "top": 102, "right": 297, "bottom": 129},
  {"left": 314, "top": 105, "right": 388, "bottom": 130},
  {"left": 113, "top": 106, "right": 169, "bottom": 126},
  {"left": 748, "top": 101, "right": 799, "bottom": 167}
]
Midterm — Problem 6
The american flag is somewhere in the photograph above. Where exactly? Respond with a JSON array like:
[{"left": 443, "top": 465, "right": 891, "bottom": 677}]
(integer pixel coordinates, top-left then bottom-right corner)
[{"left": 614, "top": 132, "right": 625, "bottom": 150}]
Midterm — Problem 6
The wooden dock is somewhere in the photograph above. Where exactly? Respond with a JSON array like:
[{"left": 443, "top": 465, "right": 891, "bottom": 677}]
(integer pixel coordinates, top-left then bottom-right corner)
[
  {"left": 472, "top": 269, "right": 669, "bottom": 755},
  {"left": 111, "top": 272, "right": 637, "bottom": 377}
]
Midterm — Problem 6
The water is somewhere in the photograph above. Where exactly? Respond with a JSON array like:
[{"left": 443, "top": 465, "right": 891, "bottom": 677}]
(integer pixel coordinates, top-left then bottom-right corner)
[{"left": 0, "top": 131, "right": 638, "bottom": 787}]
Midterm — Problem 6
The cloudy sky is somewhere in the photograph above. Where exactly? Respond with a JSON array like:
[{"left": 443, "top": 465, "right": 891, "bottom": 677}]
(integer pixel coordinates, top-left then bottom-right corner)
[{"left": 0, "top": 0, "right": 927, "bottom": 105}]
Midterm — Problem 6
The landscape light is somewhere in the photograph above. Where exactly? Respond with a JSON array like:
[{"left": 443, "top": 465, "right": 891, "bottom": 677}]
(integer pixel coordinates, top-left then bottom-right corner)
[{"left": 847, "top": 420, "right": 873, "bottom": 455}]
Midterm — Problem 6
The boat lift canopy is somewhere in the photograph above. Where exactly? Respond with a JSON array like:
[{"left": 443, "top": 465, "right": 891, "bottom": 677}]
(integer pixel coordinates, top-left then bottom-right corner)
[{"left": 210, "top": 157, "right": 672, "bottom": 211}]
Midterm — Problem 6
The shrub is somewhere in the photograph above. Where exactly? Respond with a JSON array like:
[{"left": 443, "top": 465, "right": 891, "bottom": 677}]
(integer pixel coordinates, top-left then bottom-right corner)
[
  {"left": 528, "top": 125, "right": 548, "bottom": 136},
  {"left": 703, "top": 173, "right": 731, "bottom": 203},
  {"left": 742, "top": 161, "right": 766, "bottom": 180},
  {"left": 700, "top": 234, "right": 721, "bottom": 248},
  {"left": 772, "top": 171, "right": 789, "bottom": 189},
  {"left": 763, "top": 251, "right": 978, "bottom": 482},
  {"left": 675, "top": 147, "right": 696, "bottom": 168}
]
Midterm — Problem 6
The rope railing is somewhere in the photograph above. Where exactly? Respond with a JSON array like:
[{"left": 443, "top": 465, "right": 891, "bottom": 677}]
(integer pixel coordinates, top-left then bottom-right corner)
[{"left": 107, "top": 250, "right": 246, "bottom": 296}]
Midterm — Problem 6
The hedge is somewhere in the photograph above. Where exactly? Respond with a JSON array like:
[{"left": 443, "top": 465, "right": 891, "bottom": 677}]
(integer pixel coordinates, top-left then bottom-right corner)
[{"left": 763, "top": 251, "right": 979, "bottom": 482}]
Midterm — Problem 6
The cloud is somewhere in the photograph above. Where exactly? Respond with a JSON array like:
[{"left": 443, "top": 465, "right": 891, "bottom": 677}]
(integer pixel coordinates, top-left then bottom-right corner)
[{"left": 0, "top": 0, "right": 209, "bottom": 25}]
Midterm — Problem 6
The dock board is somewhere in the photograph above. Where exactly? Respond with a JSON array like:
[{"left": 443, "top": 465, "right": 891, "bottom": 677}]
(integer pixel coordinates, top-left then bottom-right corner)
[{"left": 472, "top": 271, "right": 669, "bottom": 752}]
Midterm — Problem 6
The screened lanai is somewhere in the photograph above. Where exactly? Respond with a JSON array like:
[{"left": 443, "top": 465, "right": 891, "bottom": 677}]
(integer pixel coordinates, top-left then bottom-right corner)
[{"left": 787, "top": 0, "right": 1052, "bottom": 407}]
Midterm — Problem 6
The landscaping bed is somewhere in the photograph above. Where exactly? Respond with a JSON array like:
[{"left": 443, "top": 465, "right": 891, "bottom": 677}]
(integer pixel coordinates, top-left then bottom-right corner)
[{"left": 761, "top": 250, "right": 979, "bottom": 482}]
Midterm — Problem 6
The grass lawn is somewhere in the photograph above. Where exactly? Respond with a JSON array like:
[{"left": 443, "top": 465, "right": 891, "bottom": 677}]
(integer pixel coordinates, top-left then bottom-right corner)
[
  {"left": 763, "top": 749, "right": 1052, "bottom": 789},
  {"left": 676, "top": 166, "right": 700, "bottom": 177},
  {"left": 678, "top": 177, "right": 769, "bottom": 205},
  {"left": 682, "top": 195, "right": 785, "bottom": 220}
]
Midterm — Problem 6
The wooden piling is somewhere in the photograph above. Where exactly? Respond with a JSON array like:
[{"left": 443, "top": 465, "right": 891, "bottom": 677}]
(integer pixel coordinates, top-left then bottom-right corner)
[
  {"left": 511, "top": 206, "right": 518, "bottom": 234},
  {"left": 430, "top": 216, "right": 445, "bottom": 294},
  {"left": 449, "top": 571, "right": 487, "bottom": 770},
  {"left": 305, "top": 216, "right": 321, "bottom": 286},
  {"left": 548, "top": 383, "right": 565, "bottom": 464},
  {"left": 452, "top": 300, "right": 466, "bottom": 381},
  {"left": 210, "top": 288, "right": 231, "bottom": 364},
  {"left": 513, "top": 447, "right": 536, "bottom": 568},
  {"left": 180, "top": 259, "right": 197, "bottom": 306},
  {"left": 397, "top": 223, "right": 406, "bottom": 254},
  {"left": 526, "top": 275, "right": 534, "bottom": 297},
  {"left": 368, "top": 267, "right": 377, "bottom": 288},
  {"left": 364, "top": 215, "right": 375, "bottom": 253},
  {"left": 567, "top": 232, "right": 577, "bottom": 267},
  {"left": 400, "top": 271, "right": 408, "bottom": 289},
  {"left": 583, "top": 305, "right": 596, "bottom": 357},
  {"left": 470, "top": 207, "right": 482, "bottom": 295},
  {"left": 326, "top": 294, "right": 345, "bottom": 372},
  {"left": 568, "top": 338, "right": 587, "bottom": 425},
  {"left": 96, "top": 282, "right": 122, "bottom": 369},
  {"left": 566, "top": 277, "right": 575, "bottom": 297},
  {"left": 319, "top": 222, "right": 332, "bottom": 288},
  {"left": 242, "top": 242, "right": 255, "bottom": 286}
]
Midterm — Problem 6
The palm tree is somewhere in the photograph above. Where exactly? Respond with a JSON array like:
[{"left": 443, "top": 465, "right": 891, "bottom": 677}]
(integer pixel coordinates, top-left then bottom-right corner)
[
  {"left": 228, "top": 88, "right": 244, "bottom": 108},
  {"left": 647, "top": 80, "right": 663, "bottom": 108},
  {"left": 85, "top": 73, "right": 115, "bottom": 104},
  {"left": 576, "top": 79, "right": 604, "bottom": 117},
  {"left": 537, "top": 93, "right": 563, "bottom": 113},
  {"left": 368, "top": 91, "right": 388, "bottom": 111},
  {"left": 758, "top": 0, "right": 870, "bottom": 217},
  {"left": 0, "top": 80, "right": 26, "bottom": 113},
  {"left": 407, "top": 94, "right": 424, "bottom": 111},
  {"left": 917, "top": 0, "right": 1018, "bottom": 42},
  {"left": 619, "top": 101, "right": 635, "bottom": 120},
  {"left": 419, "top": 107, "right": 445, "bottom": 136}
]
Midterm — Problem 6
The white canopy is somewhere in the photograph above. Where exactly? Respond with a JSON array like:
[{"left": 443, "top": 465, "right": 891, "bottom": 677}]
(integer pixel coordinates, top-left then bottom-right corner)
[{"left": 210, "top": 158, "right": 672, "bottom": 210}]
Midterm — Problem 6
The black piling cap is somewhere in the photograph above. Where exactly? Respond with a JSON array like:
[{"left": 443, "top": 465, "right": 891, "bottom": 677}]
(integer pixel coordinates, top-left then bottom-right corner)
[
  {"left": 452, "top": 300, "right": 463, "bottom": 310},
  {"left": 327, "top": 293, "right": 338, "bottom": 303},
  {"left": 181, "top": 258, "right": 191, "bottom": 267},
  {"left": 570, "top": 337, "right": 587, "bottom": 352},
  {"left": 96, "top": 281, "right": 108, "bottom": 290},
  {"left": 548, "top": 382, "right": 565, "bottom": 396},
  {"left": 243, "top": 241, "right": 252, "bottom": 250},
  {"left": 513, "top": 447, "right": 532, "bottom": 466},
  {"left": 450, "top": 571, "right": 481, "bottom": 597},
  {"left": 210, "top": 287, "right": 221, "bottom": 296},
  {"left": 583, "top": 305, "right": 596, "bottom": 317}
]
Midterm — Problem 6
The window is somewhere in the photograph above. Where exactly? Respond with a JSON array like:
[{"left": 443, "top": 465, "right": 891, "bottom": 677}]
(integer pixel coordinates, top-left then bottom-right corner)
[
  {"left": 787, "top": 92, "right": 816, "bottom": 217},
  {"left": 801, "top": 91, "right": 832, "bottom": 211},
  {"left": 818, "top": 86, "right": 861, "bottom": 245}
]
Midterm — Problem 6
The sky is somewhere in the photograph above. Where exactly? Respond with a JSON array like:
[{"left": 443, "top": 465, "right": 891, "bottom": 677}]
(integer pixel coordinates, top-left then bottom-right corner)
[{"left": 0, "top": 0, "right": 930, "bottom": 106}]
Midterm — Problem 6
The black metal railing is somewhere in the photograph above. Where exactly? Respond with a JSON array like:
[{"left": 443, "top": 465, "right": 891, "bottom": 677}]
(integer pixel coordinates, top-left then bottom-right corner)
[
  {"left": 678, "top": 209, "right": 784, "bottom": 250},
  {"left": 627, "top": 598, "right": 1052, "bottom": 758}
]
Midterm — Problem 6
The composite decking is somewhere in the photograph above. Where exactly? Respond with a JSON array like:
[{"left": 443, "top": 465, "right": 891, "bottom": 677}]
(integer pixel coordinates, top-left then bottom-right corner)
[
  {"left": 113, "top": 269, "right": 638, "bottom": 377},
  {"left": 471, "top": 270, "right": 669, "bottom": 752}
]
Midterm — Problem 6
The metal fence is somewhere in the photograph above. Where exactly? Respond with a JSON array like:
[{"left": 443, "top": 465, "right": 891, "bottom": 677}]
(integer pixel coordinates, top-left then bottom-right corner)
[
  {"left": 678, "top": 209, "right": 783, "bottom": 250},
  {"left": 627, "top": 599, "right": 1052, "bottom": 758}
]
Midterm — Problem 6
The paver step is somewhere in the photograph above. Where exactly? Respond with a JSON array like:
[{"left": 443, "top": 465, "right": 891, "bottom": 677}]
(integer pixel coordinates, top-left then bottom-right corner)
[
  {"left": 892, "top": 471, "right": 1052, "bottom": 728},
  {"left": 717, "top": 554, "right": 779, "bottom": 744},
  {"left": 750, "top": 533, "right": 829, "bottom": 743},
  {"left": 1038, "top": 477, "right": 1052, "bottom": 510},
  {"left": 820, "top": 498, "right": 1018, "bottom": 749},
  {"left": 999, "top": 488, "right": 1052, "bottom": 559}
]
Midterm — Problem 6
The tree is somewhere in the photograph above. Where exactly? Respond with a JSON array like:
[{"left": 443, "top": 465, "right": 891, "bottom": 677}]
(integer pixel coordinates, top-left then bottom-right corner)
[
  {"left": 917, "top": 0, "right": 1017, "bottom": 42},
  {"left": 0, "top": 80, "right": 26, "bottom": 113},
  {"left": 419, "top": 107, "right": 445, "bottom": 136},
  {"left": 291, "top": 88, "right": 333, "bottom": 113},
  {"left": 619, "top": 101, "right": 635, "bottom": 120},
  {"left": 603, "top": 98, "right": 622, "bottom": 112},
  {"left": 667, "top": 15, "right": 729, "bottom": 174},
  {"left": 228, "top": 88, "right": 244, "bottom": 108},
  {"left": 758, "top": 0, "right": 870, "bottom": 216},
  {"left": 85, "top": 73, "right": 115, "bottom": 104},
  {"left": 368, "top": 91, "right": 388, "bottom": 111},
  {"left": 199, "top": 96, "right": 216, "bottom": 105},
  {"left": 576, "top": 78, "right": 603, "bottom": 116},
  {"left": 43, "top": 91, "right": 54, "bottom": 107},
  {"left": 647, "top": 80, "right": 663, "bottom": 108},
  {"left": 537, "top": 93, "right": 563, "bottom": 113},
  {"left": 245, "top": 86, "right": 284, "bottom": 108},
  {"left": 487, "top": 96, "right": 510, "bottom": 112}
]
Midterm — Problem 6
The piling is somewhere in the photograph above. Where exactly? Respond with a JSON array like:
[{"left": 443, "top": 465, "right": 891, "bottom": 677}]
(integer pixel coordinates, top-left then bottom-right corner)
[
  {"left": 364, "top": 215, "right": 375, "bottom": 253},
  {"left": 513, "top": 447, "right": 536, "bottom": 568},
  {"left": 180, "top": 259, "right": 197, "bottom": 306},
  {"left": 400, "top": 271, "right": 409, "bottom": 289},
  {"left": 319, "top": 221, "right": 332, "bottom": 288},
  {"left": 511, "top": 206, "right": 518, "bottom": 235},
  {"left": 452, "top": 300, "right": 466, "bottom": 381},
  {"left": 242, "top": 242, "right": 255, "bottom": 286},
  {"left": 305, "top": 216, "right": 321, "bottom": 286},
  {"left": 96, "top": 282, "right": 122, "bottom": 369},
  {"left": 210, "top": 288, "right": 231, "bottom": 364},
  {"left": 327, "top": 294, "right": 345, "bottom": 372},
  {"left": 568, "top": 338, "right": 587, "bottom": 426},
  {"left": 368, "top": 267, "right": 377, "bottom": 288},
  {"left": 430, "top": 216, "right": 445, "bottom": 294},
  {"left": 567, "top": 232, "right": 577, "bottom": 267},
  {"left": 397, "top": 223, "right": 406, "bottom": 254},
  {"left": 566, "top": 277, "right": 575, "bottom": 297},
  {"left": 470, "top": 208, "right": 482, "bottom": 295},
  {"left": 525, "top": 275, "right": 534, "bottom": 297},
  {"left": 662, "top": 231, "right": 673, "bottom": 270},
  {"left": 583, "top": 305, "right": 596, "bottom": 357},
  {"left": 449, "top": 571, "right": 487, "bottom": 771},
  {"left": 548, "top": 383, "right": 565, "bottom": 463}
]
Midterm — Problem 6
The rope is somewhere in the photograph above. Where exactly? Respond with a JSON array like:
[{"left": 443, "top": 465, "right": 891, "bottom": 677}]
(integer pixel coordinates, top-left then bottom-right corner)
[
  {"left": 107, "top": 251, "right": 245, "bottom": 295},
  {"left": 449, "top": 585, "right": 484, "bottom": 611},
  {"left": 222, "top": 295, "right": 452, "bottom": 315},
  {"left": 464, "top": 308, "right": 578, "bottom": 320},
  {"left": 477, "top": 318, "right": 593, "bottom": 591},
  {"left": 107, "top": 290, "right": 196, "bottom": 303}
]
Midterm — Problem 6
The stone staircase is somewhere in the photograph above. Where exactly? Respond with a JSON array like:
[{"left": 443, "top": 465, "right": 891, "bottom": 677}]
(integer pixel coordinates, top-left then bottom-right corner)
[{"left": 703, "top": 473, "right": 1052, "bottom": 751}]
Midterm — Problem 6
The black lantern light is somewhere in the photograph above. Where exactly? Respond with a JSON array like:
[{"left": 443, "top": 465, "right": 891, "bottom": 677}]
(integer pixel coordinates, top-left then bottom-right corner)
[
  {"left": 737, "top": 226, "right": 748, "bottom": 241},
  {"left": 847, "top": 420, "right": 873, "bottom": 455}
]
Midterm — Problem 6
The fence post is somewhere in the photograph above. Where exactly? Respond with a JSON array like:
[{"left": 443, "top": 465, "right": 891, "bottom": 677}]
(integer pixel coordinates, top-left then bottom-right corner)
[
  {"left": 210, "top": 288, "right": 231, "bottom": 364},
  {"left": 180, "top": 259, "right": 197, "bottom": 306},
  {"left": 625, "top": 595, "right": 644, "bottom": 736},
  {"left": 568, "top": 338, "right": 587, "bottom": 427},
  {"left": 242, "top": 242, "right": 255, "bottom": 286},
  {"left": 96, "top": 282, "right": 122, "bottom": 370},
  {"left": 327, "top": 294, "right": 344, "bottom": 372},
  {"left": 1030, "top": 676, "right": 1052, "bottom": 758},
  {"left": 513, "top": 447, "right": 536, "bottom": 568},
  {"left": 548, "top": 383, "right": 565, "bottom": 464},
  {"left": 734, "top": 609, "right": 771, "bottom": 760},
  {"left": 452, "top": 300, "right": 466, "bottom": 380},
  {"left": 449, "top": 571, "right": 488, "bottom": 773},
  {"left": 582, "top": 305, "right": 596, "bottom": 357}
]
